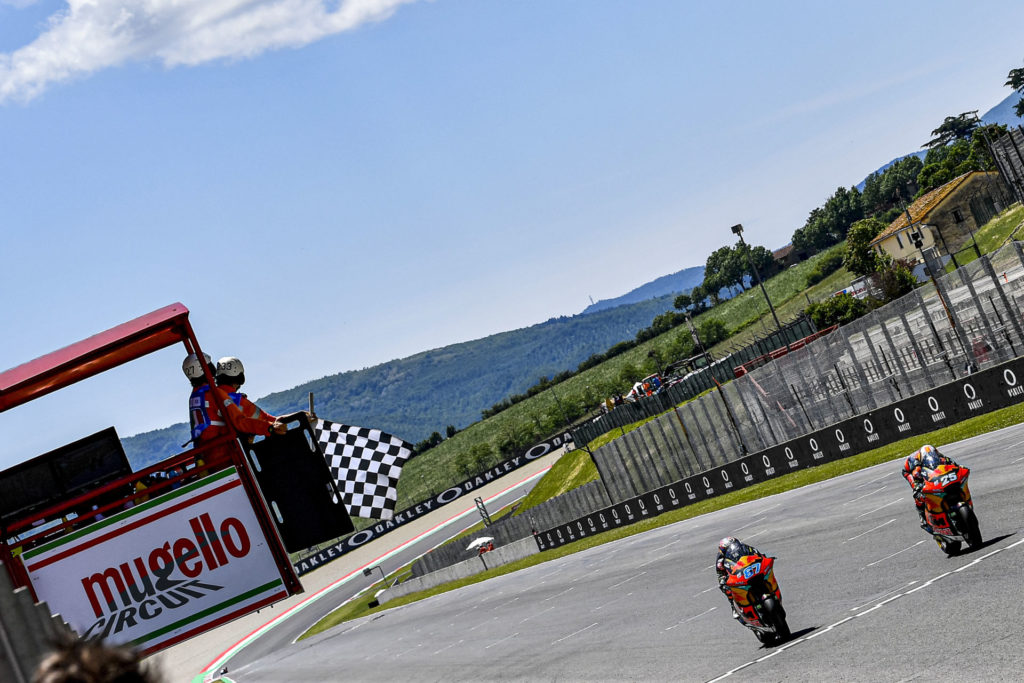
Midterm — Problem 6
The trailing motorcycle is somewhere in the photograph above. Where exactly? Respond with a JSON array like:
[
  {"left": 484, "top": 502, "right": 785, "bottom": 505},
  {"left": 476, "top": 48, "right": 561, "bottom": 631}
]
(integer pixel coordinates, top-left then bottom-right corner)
[
  {"left": 722, "top": 553, "right": 789, "bottom": 644},
  {"left": 918, "top": 463, "right": 982, "bottom": 556}
]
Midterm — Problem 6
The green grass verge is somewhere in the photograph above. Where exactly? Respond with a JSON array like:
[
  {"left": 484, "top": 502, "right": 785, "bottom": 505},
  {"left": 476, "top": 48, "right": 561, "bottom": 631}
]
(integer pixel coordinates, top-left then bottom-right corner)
[
  {"left": 302, "top": 397, "right": 1024, "bottom": 639},
  {"left": 946, "top": 204, "right": 1024, "bottom": 271},
  {"left": 516, "top": 448, "right": 598, "bottom": 514}
]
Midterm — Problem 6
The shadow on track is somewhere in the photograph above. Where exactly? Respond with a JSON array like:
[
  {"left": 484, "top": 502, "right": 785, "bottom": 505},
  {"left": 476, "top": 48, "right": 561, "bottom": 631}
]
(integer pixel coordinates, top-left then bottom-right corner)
[
  {"left": 954, "top": 532, "right": 1015, "bottom": 556},
  {"left": 760, "top": 625, "right": 817, "bottom": 648}
]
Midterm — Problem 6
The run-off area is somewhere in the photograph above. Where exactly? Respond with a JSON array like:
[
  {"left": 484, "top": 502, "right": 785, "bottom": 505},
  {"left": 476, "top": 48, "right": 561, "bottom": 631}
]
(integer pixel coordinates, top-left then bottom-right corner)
[{"left": 231, "top": 425, "right": 1024, "bottom": 682}]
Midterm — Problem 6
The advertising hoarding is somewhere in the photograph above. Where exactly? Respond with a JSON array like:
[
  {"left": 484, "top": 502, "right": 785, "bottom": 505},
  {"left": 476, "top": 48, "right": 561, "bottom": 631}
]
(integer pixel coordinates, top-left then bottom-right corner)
[{"left": 21, "top": 467, "right": 289, "bottom": 654}]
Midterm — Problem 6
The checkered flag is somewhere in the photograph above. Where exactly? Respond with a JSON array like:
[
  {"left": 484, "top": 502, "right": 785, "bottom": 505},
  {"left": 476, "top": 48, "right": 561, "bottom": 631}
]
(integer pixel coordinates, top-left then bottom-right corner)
[{"left": 313, "top": 418, "right": 414, "bottom": 520}]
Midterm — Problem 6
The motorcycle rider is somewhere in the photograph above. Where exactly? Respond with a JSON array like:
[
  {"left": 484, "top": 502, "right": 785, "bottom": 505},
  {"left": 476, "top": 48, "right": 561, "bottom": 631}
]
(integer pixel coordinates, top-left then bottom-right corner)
[
  {"left": 716, "top": 536, "right": 761, "bottom": 619},
  {"left": 902, "top": 444, "right": 954, "bottom": 533}
]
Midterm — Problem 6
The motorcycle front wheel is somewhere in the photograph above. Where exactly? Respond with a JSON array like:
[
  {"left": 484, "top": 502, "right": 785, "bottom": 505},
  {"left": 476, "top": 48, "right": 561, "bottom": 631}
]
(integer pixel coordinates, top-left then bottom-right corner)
[
  {"left": 957, "top": 504, "right": 982, "bottom": 547},
  {"left": 760, "top": 596, "right": 790, "bottom": 643}
]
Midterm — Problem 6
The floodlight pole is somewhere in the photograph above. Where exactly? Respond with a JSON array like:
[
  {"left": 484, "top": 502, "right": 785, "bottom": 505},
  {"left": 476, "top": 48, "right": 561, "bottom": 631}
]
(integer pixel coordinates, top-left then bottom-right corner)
[
  {"left": 731, "top": 223, "right": 782, "bottom": 332},
  {"left": 363, "top": 565, "right": 387, "bottom": 584}
]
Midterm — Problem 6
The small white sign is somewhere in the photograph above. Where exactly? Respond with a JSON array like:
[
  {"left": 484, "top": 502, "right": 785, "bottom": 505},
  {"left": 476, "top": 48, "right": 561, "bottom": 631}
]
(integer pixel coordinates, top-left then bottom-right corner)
[{"left": 22, "top": 467, "right": 289, "bottom": 653}]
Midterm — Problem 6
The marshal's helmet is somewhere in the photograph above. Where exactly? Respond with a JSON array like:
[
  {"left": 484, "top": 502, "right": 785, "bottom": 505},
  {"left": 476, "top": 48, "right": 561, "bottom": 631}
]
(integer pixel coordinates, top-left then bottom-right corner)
[
  {"left": 216, "top": 357, "right": 245, "bottom": 386},
  {"left": 182, "top": 353, "right": 212, "bottom": 381}
]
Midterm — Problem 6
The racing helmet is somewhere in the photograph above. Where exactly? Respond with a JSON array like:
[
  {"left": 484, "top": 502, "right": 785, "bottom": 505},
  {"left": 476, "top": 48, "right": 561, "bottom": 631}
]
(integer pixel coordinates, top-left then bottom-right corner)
[
  {"left": 919, "top": 445, "right": 943, "bottom": 470},
  {"left": 216, "top": 357, "right": 245, "bottom": 385},
  {"left": 920, "top": 451, "right": 943, "bottom": 471},
  {"left": 718, "top": 536, "right": 738, "bottom": 554},
  {"left": 182, "top": 353, "right": 212, "bottom": 380}
]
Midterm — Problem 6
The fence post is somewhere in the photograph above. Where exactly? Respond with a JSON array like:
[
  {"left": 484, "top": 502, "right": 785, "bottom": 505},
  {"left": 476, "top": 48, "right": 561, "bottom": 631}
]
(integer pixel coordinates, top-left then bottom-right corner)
[
  {"left": 839, "top": 327, "right": 877, "bottom": 411},
  {"left": 981, "top": 254, "right": 1024, "bottom": 348}
]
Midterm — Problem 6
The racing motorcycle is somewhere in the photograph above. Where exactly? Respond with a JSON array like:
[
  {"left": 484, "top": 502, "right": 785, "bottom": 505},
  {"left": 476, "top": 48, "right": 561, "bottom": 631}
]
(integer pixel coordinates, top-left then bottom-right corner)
[
  {"left": 918, "top": 463, "right": 982, "bottom": 556},
  {"left": 722, "top": 554, "right": 790, "bottom": 644}
]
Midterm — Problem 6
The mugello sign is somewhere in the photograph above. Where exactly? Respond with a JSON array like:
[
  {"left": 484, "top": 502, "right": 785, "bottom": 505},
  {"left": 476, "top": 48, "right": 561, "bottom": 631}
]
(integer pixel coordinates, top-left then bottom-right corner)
[{"left": 21, "top": 468, "right": 289, "bottom": 653}]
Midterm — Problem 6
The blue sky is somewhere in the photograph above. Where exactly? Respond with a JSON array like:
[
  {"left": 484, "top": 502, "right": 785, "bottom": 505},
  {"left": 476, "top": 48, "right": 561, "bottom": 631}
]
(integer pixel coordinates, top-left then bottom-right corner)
[{"left": 2, "top": 0, "right": 1024, "bottom": 470}]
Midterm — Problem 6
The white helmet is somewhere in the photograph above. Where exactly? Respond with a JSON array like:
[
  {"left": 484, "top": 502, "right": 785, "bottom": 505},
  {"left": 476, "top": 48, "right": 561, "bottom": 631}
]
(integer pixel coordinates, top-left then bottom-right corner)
[
  {"left": 216, "top": 356, "right": 245, "bottom": 382},
  {"left": 182, "top": 353, "right": 212, "bottom": 380}
]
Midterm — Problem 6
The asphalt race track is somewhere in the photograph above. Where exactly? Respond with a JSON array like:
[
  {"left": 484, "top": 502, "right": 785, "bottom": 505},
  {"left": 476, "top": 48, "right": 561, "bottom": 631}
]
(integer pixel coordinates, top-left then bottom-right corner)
[{"left": 226, "top": 424, "right": 1024, "bottom": 682}]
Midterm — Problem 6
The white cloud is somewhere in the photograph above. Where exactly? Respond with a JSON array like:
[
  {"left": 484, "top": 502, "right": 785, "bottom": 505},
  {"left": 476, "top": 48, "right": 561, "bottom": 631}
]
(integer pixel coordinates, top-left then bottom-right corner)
[{"left": 0, "top": 0, "right": 417, "bottom": 102}]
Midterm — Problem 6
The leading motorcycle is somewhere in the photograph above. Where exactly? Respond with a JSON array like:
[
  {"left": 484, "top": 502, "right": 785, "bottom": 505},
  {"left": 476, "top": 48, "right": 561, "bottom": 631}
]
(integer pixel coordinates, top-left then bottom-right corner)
[
  {"left": 918, "top": 463, "right": 982, "bottom": 556},
  {"left": 722, "top": 553, "right": 790, "bottom": 644}
]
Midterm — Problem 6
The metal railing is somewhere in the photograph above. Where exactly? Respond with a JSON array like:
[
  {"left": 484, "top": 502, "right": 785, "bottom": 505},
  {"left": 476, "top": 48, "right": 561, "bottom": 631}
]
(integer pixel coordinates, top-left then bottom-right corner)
[{"left": 588, "top": 240, "right": 1024, "bottom": 503}]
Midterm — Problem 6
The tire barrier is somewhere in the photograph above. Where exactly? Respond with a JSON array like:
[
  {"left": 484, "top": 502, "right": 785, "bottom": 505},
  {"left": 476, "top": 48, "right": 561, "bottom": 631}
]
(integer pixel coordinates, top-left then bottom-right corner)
[
  {"left": 535, "top": 354, "right": 1024, "bottom": 551},
  {"left": 294, "top": 431, "right": 571, "bottom": 576}
]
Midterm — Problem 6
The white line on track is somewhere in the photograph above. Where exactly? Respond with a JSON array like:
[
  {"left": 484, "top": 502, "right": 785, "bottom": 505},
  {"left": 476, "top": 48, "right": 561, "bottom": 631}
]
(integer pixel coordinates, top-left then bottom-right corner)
[
  {"left": 856, "top": 498, "right": 902, "bottom": 518},
  {"left": 856, "top": 471, "right": 895, "bottom": 488},
  {"left": 485, "top": 632, "right": 519, "bottom": 649},
  {"left": 744, "top": 529, "right": 768, "bottom": 540},
  {"left": 393, "top": 644, "right": 422, "bottom": 659},
  {"left": 706, "top": 537, "right": 1024, "bottom": 682},
  {"left": 665, "top": 606, "right": 717, "bottom": 631},
  {"left": 842, "top": 485, "right": 887, "bottom": 506},
  {"left": 1004, "top": 438, "right": 1024, "bottom": 449},
  {"left": 609, "top": 571, "right": 646, "bottom": 589},
  {"left": 845, "top": 519, "right": 896, "bottom": 543},
  {"left": 692, "top": 586, "right": 718, "bottom": 598},
  {"left": 543, "top": 587, "right": 574, "bottom": 601},
  {"left": 551, "top": 622, "right": 599, "bottom": 645},
  {"left": 591, "top": 591, "right": 632, "bottom": 611},
  {"left": 518, "top": 605, "right": 555, "bottom": 624},
  {"left": 651, "top": 539, "right": 683, "bottom": 552},
  {"left": 734, "top": 515, "right": 768, "bottom": 532},
  {"left": 862, "top": 540, "right": 926, "bottom": 569},
  {"left": 1011, "top": 456, "right": 1024, "bottom": 464},
  {"left": 571, "top": 568, "right": 601, "bottom": 583},
  {"left": 905, "top": 571, "right": 952, "bottom": 594},
  {"left": 849, "top": 581, "right": 917, "bottom": 612},
  {"left": 432, "top": 639, "right": 464, "bottom": 655}
]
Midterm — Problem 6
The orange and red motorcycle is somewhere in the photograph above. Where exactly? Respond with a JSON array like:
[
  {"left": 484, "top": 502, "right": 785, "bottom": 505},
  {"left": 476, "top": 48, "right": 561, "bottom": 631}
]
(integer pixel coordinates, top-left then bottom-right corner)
[
  {"left": 918, "top": 463, "right": 982, "bottom": 556},
  {"left": 722, "top": 554, "right": 789, "bottom": 644}
]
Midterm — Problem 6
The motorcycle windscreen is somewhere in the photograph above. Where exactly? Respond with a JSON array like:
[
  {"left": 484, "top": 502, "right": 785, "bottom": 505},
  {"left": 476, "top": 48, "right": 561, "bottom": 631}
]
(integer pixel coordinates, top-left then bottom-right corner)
[{"left": 245, "top": 412, "right": 355, "bottom": 552}]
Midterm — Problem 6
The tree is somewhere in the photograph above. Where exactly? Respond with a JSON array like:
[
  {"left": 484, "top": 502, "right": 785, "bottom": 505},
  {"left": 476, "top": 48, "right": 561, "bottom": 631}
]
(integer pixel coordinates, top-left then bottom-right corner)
[
  {"left": 862, "top": 155, "right": 923, "bottom": 217},
  {"left": 702, "top": 245, "right": 739, "bottom": 302},
  {"left": 445, "top": 424, "right": 457, "bottom": 438},
  {"left": 744, "top": 244, "right": 778, "bottom": 281},
  {"left": 806, "top": 293, "right": 869, "bottom": 328},
  {"left": 1006, "top": 64, "right": 1024, "bottom": 117},
  {"left": 915, "top": 124, "right": 1006, "bottom": 197},
  {"left": 673, "top": 292, "right": 692, "bottom": 311},
  {"left": 844, "top": 218, "right": 888, "bottom": 276},
  {"left": 923, "top": 112, "right": 979, "bottom": 149},
  {"left": 697, "top": 318, "right": 729, "bottom": 346},
  {"left": 692, "top": 285, "right": 709, "bottom": 312},
  {"left": 791, "top": 187, "right": 864, "bottom": 255},
  {"left": 875, "top": 258, "right": 917, "bottom": 301}
]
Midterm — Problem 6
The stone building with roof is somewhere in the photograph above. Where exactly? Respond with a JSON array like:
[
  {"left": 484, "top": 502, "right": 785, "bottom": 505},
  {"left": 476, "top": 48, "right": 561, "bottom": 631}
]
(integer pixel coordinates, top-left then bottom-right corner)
[{"left": 869, "top": 171, "right": 1005, "bottom": 263}]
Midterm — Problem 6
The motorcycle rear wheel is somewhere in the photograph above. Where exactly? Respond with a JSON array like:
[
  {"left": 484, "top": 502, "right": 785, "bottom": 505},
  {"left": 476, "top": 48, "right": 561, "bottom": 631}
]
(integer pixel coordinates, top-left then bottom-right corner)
[{"left": 936, "top": 536, "right": 961, "bottom": 556}]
